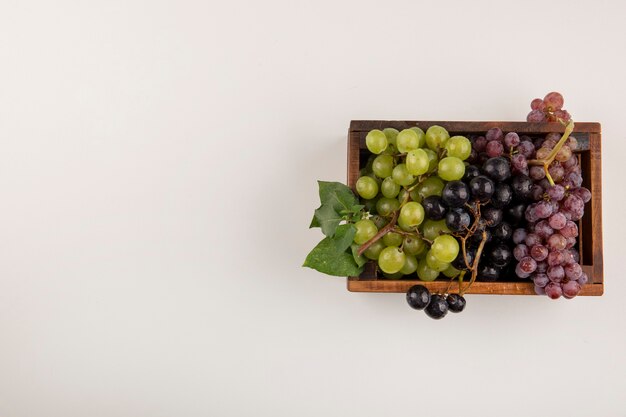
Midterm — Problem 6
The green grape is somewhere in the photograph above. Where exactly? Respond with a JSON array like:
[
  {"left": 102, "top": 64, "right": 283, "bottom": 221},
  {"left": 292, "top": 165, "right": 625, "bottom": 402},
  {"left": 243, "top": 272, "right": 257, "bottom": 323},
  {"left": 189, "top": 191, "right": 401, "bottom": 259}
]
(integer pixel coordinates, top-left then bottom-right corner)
[
  {"left": 417, "top": 258, "right": 439, "bottom": 281},
  {"left": 381, "top": 144, "right": 397, "bottom": 155},
  {"left": 423, "top": 148, "right": 439, "bottom": 173},
  {"left": 417, "top": 176, "right": 445, "bottom": 199},
  {"left": 400, "top": 255, "right": 418, "bottom": 275},
  {"left": 409, "top": 127, "right": 426, "bottom": 148},
  {"left": 364, "top": 240, "right": 385, "bottom": 260},
  {"left": 383, "top": 128, "right": 399, "bottom": 146},
  {"left": 442, "top": 264, "right": 461, "bottom": 278},
  {"left": 397, "top": 215, "right": 413, "bottom": 232},
  {"left": 372, "top": 154, "right": 394, "bottom": 178},
  {"left": 354, "top": 219, "right": 378, "bottom": 244},
  {"left": 437, "top": 156, "right": 465, "bottom": 181},
  {"left": 426, "top": 249, "right": 450, "bottom": 272},
  {"left": 396, "top": 129, "right": 420, "bottom": 153},
  {"left": 445, "top": 136, "right": 472, "bottom": 160},
  {"left": 406, "top": 148, "right": 429, "bottom": 176},
  {"left": 356, "top": 176, "right": 379, "bottom": 199},
  {"left": 382, "top": 231, "right": 403, "bottom": 247},
  {"left": 403, "top": 236, "right": 427, "bottom": 256},
  {"left": 422, "top": 219, "right": 450, "bottom": 241},
  {"left": 391, "top": 163, "right": 415, "bottom": 186},
  {"left": 371, "top": 215, "right": 388, "bottom": 229},
  {"left": 425, "top": 125, "right": 450, "bottom": 151},
  {"left": 399, "top": 202, "right": 425, "bottom": 227},
  {"left": 409, "top": 188, "right": 422, "bottom": 203},
  {"left": 431, "top": 235, "right": 460, "bottom": 263},
  {"left": 376, "top": 197, "right": 400, "bottom": 216},
  {"left": 383, "top": 271, "right": 404, "bottom": 280},
  {"left": 366, "top": 129, "right": 388, "bottom": 154},
  {"left": 378, "top": 246, "right": 406, "bottom": 274},
  {"left": 397, "top": 188, "right": 408, "bottom": 203},
  {"left": 381, "top": 177, "right": 400, "bottom": 198}
]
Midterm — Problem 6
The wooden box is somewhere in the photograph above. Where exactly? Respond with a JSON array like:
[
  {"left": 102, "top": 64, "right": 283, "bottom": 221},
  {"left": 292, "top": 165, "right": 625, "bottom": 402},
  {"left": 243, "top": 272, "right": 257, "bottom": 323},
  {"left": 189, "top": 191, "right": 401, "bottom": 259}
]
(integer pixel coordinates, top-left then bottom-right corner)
[{"left": 347, "top": 121, "right": 603, "bottom": 296}]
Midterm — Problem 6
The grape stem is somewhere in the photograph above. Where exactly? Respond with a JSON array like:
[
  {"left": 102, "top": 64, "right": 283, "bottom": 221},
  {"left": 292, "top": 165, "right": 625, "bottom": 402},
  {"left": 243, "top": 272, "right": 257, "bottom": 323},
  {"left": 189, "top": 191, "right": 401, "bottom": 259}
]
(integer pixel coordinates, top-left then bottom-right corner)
[
  {"left": 459, "top": 231, "right": 488, "bottom": 296},
  {"left": 357, "top": 210, "right": 398, "bottom": 256},
  {"left": 527, "top": 119, "right": 575, "bottom": 186}
]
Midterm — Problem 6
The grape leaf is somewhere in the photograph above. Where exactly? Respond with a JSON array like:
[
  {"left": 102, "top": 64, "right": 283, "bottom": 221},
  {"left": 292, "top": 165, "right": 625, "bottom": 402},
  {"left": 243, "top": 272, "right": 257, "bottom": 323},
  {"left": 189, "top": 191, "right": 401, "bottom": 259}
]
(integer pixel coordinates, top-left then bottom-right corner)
[
  {"left": 333, "top": 224, "right": 356, "bottom": 251},
  {"left": 350, "top": 243, "right": 368, "bottom": 268},
  {"left": 303, "top": 237, "right": 364, "bottom": 277},
  {"left": 310, "top": 214, "right": 320, "bottom": 228},
  {"left": 313, "top": 181, "right": 359, "bottom": 237}
]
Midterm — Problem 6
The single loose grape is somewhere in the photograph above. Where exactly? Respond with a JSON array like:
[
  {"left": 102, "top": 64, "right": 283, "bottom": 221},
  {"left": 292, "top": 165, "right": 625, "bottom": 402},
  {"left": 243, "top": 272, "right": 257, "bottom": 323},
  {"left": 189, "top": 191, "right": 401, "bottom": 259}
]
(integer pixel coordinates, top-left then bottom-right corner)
[
  {"left": 445, "top": 136, "right": 472, "bottom": 160},
  {"left": 372, "top": 154, "right": 394, "bottom": 178},
  {"left": 378, "top": 246, "right": 406, "bottom": 274},
  {"left": 356, "top": 176, "right": 378, "bottom": 199},
  {"left": 425, "top": 125, "right": 450, "bottom": 151},
  {"left": 381, "top": 177, "right": 400, "bottom": 198},
  {"left": 392, "top": 164, "right": 415, "bottom": 186},
  {"left": 406, "top": 149, "right": 430, "bottom": 176},
  {"left": 431, "top": 235, "right": 460, "bottom": 263},
  {"left": 438, "top": 157, "right": 465, "bottom": 181},
  {"left": 383, "top": 128, "right": 399, "bottom": 146},
  {"left": 399, "top": 202, "right": 425, "bottom": 227},
  {"left": 366, "top": 129, "right": 388, "bottom": 154},
  {"left": 353, "top": 219, "right": 378, "bottom": 244},
  {"left": 396, "top": 129, "right": 420, "bottom": 153},
  {"left": 409, "top": 127, "right": 426, "bottom": 148},
  {"left": 417, "top": 258, "right": 440, "bottom": 281}
]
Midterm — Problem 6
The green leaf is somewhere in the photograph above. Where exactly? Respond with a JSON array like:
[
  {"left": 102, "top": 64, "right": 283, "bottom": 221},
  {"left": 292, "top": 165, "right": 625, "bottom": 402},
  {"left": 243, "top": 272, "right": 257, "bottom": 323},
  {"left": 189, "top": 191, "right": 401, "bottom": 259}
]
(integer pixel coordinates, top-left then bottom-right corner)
[
  {"left": 351, "top": 204, "right": 365, "bottom": 212},
  {"left": 314, "top": 181, "right": 359, "bottom": 237},
  {"left": 350, "top": 243, "right": 368, "bottom": 268},
  {"left": 314, "top": 203, "right": 342, "bottom": 237},
  {"left": 333, "top": 224, "right": 356, "bottom": 251},
  {"left": 310, "top": 214, "right": 320, "bottom": 228},
  {"left": 303, "top": 237, "right": 364, "bottom": 277},
  {"left": 318, "top": 181, "right": 358, "bottom": 213}
]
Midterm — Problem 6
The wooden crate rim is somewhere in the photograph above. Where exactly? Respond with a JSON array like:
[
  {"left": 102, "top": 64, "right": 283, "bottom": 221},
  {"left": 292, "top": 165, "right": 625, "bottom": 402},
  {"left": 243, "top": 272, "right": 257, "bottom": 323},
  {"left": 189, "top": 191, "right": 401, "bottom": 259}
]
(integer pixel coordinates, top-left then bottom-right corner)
[{"left": 350, "top": 120, "right": 601, "bottom": 134}]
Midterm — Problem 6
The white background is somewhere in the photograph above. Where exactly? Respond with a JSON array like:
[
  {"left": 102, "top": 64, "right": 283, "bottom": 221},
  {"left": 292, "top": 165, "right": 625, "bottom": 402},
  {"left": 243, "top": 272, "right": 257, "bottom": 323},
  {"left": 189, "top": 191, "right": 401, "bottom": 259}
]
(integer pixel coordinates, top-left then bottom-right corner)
[{"left": 1, "top": 1, "right": 625, "bottom": 416}]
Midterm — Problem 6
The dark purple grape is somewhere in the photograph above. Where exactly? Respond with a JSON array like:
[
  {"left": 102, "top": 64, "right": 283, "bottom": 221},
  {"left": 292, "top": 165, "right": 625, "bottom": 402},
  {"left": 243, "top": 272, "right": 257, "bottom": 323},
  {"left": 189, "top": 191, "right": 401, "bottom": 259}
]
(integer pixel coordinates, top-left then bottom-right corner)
[
  {"left": 491, "top": 183, "right": 513, "bottom": 209},
  {"left": 473, "top": 136, "right": 487, "bottom": 152},
  {"left": 529, "top": 166, "right": 546, "bottom": 180},
  {"left": 578, "top": 272, "right": 588, "bottom": 285},
  {"left": 489, "top": 244, "right": 513, "bottom": 267},
  {"left": 406, "top": 285, "right": 431, "bottom": 310},
  {"left": 511, "top": 174, "right": 533, "bottom": 200},
  {"left": 452, "top": 247, "right": 475, "bottom": 270},
  {"left": 463, "top": 165, "right": 481, "bottom": 182},
  {"left": 536, "top": 261, "right": 548, "bottom": 273},
  {"left": 530, "top": 184, "right": 544, "bottom": 201},
  {"left": 505, "top": 204, "right": 526, "bottom": 226},
  {"left": 424, "top": 295, "right": 448, "bottom": 319},
  {"left": 517, "top": 141, "right": 535, "bottom": 157},
  {"left": 492, "top": 222, "right": 513, "bottom": 241},
  {"left": 479, "top": 263, "right": 501, "bottom": 281},
  {"left": 469, "top": 176, "right": 495, "bottom": 203},
  {"left": 445, "top": 208, "right": 471, "bottom": 233},
  {"left": 422, "top": 196, "right": 447, "bottom": 220},
  {"left": 442, "top": 181, "right": 470, "bottom": 208},
  {"left": 482, "top": 157, "right": 511, "bottom": 182},
  {"left": 482, "top": 206, "right": 503, "bottom": 228},
  {"left": 446, "top": 294, "right": 466, "bottom": 313}
]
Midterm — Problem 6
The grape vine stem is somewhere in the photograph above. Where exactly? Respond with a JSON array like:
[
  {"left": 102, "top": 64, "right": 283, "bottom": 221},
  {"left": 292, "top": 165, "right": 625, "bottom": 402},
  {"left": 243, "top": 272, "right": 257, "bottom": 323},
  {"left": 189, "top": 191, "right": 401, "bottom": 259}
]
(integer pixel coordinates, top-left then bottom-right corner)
[{"left": 527, "top": 119, "right": 575, "bottom": 186}]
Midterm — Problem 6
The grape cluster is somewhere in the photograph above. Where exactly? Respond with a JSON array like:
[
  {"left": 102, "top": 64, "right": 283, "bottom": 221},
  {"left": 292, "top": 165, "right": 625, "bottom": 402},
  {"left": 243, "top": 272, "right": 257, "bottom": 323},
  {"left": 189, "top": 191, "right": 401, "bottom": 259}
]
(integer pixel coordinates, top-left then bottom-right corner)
[
  {"left": 407, "top": 284, "right": 465, "bottom": 319},
  {"left": 356, "top": 125, "right": 470, "bottom": 283},
  {"left": 511, "top": 132, "right": 590, "bottom": 298},
  {"left": 527, "top": 92, "right": 572, "bottom": 123}
]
